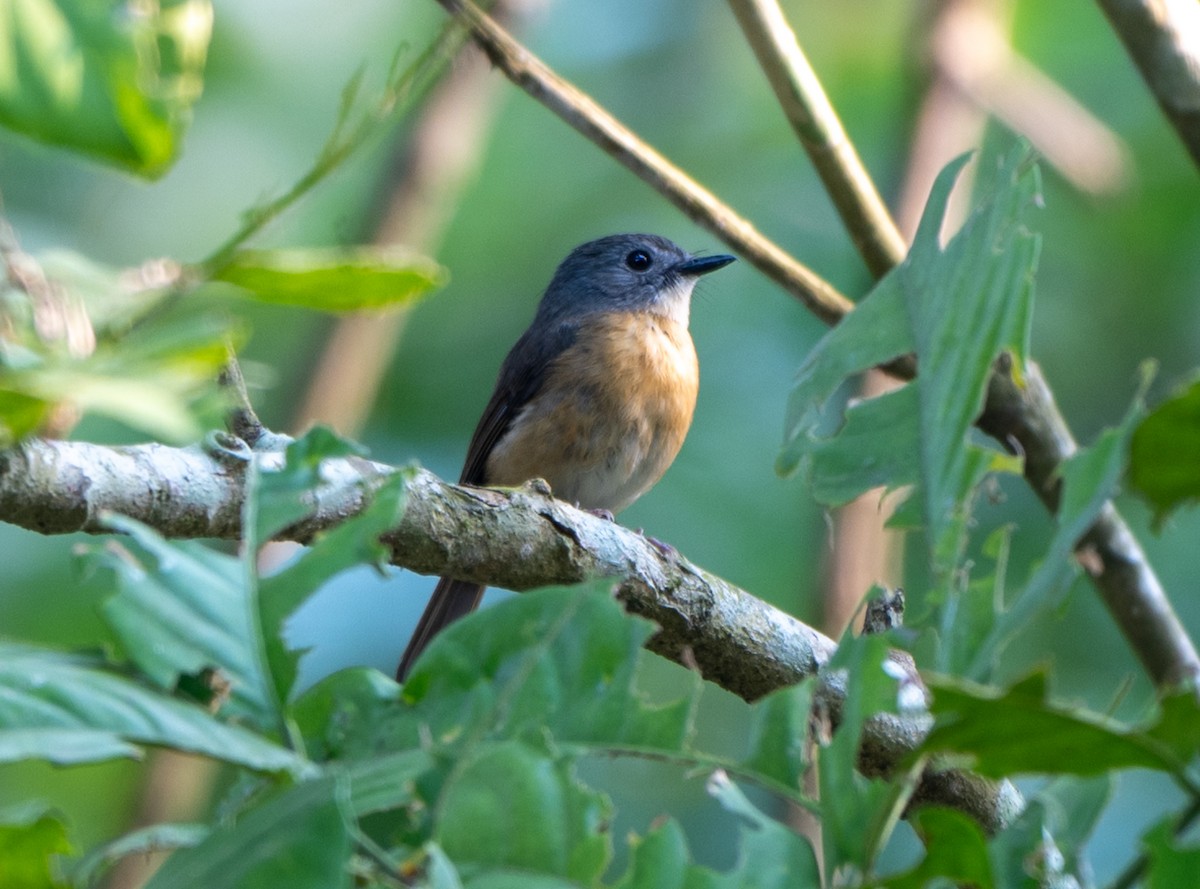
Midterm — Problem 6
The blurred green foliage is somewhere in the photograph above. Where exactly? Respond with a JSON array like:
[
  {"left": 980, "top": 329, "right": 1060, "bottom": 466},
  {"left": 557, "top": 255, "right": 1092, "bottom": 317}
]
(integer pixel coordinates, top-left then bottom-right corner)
[{"left": 1, "top": 0, "right": 1200, "bottom": 886}]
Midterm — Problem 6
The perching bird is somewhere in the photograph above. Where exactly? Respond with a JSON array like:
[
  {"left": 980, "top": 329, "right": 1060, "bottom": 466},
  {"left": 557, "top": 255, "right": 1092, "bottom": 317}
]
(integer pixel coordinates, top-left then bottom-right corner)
[{"left": 396, "top": 233, "right": 735, "bottom": 680}]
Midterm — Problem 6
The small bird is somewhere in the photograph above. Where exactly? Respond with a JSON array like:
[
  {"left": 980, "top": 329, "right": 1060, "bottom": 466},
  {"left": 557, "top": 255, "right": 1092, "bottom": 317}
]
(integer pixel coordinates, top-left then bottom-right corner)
[{"left": 396, "top": 233, "right": 735, "bottom": 680}]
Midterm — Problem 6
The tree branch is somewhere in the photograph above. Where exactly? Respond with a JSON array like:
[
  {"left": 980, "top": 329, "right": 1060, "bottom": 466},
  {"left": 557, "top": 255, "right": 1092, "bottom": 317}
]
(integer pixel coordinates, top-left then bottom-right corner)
[
  {"left": 1095, "top": 0, "right": 1200, "bottom": 170},
  {"left": 430, "top": 0, "right": 1200, "bottom": 694},
  {"left": 0, "top": 434, "right": 1020, "bottom": 833}
]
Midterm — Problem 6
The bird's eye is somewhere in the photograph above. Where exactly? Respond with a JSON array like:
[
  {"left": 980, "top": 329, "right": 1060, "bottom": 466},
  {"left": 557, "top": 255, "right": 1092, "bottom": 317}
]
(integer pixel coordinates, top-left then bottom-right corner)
[{"left": 625, "top": 249, "right": 653, "bottom": 271}]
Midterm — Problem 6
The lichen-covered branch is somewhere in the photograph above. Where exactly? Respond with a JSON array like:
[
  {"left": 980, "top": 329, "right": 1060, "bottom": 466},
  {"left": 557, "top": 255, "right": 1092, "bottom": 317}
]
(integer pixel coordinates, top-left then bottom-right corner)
[{"left": 0, "top": 434, "right": 1017, "bottom": 832}]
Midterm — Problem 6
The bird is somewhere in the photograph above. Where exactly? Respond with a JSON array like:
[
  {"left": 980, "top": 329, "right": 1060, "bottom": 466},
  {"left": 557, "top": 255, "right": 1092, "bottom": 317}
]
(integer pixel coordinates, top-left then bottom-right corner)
[{"left": 396, "top": 233, "right": 736, "bottom": 681}]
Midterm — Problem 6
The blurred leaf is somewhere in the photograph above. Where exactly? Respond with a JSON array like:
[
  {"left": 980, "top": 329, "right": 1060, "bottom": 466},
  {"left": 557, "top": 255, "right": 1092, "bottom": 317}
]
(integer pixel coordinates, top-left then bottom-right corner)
[
  {"left": 1, "top": 304, "right": 235, "bottom": 443},
  {"left": 395, "top": 583, "right": 699, "bottom": 757},
  {"left": 0, "top": 388, "right": 50, "bottom": 445},
  {"left": 1129, "top": 374, "right": 1200, "bottom": 525},
  {"left": 780, "top": 145, "right": 1036, "bottom": 575},
  {"left": 920, "top": 671, "right": 1189, "bottom": 778},
  {"left": 881, "top": 807, "right": 993, "bottom": 889},
  {"left": 0, "top": 806, "right": 72, "bottom": 889},
  {"left": 1144, "top": 816, "right": 1200, "bottom": 889},
  {"left": 144, "top": 775, "right": 352, "bottom": 889},
  {"left": 0, "top": 0, "right": 211, "bottom": 176},
  {"left": 615, "top": 820, "right": 711, "bottom": 889},
  {"left": 95, "top": 516, "right": 281, "bottom": 728},
  {"left": 707, "top": 774, "right": 821, "bottom": 887},
  {"left": 342, "top": 748, "right": 434, "bottom": 817},
  {"left": 434, "top": 738, "right": 612, "bottom": 884},
  {"left": 70, "top": 822, "right": 209, "bottom": 887},
  {"left": 0, "top": 644, "right": 308, "bottom": 775},
  {"left": 212, "top": 246, "right": 447, "bottom": 313}
]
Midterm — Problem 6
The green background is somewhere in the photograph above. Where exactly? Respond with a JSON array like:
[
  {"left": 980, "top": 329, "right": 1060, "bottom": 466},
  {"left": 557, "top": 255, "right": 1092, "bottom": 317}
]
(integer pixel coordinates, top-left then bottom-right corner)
[{"left": 2, "top": 0, "right": 1198, "bottom": 879}]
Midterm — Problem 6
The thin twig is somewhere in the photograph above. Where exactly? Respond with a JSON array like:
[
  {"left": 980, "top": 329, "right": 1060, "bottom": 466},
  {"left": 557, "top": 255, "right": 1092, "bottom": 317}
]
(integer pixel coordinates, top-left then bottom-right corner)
[
  {"left": 726, "top": 0, "right": 908, "bottom": 277},
  {"left": 432, "top": 0, "right": 1200, "bottom": 693},
  {"left": 432, "top": 0, "right": 852, "bottom": 327}
]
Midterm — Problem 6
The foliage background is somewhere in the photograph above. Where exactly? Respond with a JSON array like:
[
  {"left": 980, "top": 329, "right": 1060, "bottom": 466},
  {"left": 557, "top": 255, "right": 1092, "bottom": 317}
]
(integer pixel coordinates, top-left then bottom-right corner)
[{"left": 2, "top": 0, "right": 1199, "bottom": 881}]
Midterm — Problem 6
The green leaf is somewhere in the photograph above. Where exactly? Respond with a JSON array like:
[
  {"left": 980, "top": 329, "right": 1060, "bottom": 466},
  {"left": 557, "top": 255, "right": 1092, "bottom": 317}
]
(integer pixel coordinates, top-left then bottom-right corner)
[
  {"left": 291, "top": 667, "right": 402, "bottom": 762},
  {"left": 780, "top": 144, "right": 1037, "bottom": 576},
  {"left": 95, "top": 516, "right": 281, "bottom": 729},
  {"left": 396, "top": 583, "right": 698, "bottom": 757},
  {"left": 738, "top": 681, "right": 813, "bottom": 794},
  {"left": 144, "top": 776, "right": 352, "bottom": 889},
  {"left": 0, "top": 806, "right": 72, "bottom": 889},
  {"left": 817, "top": 633, "right": 912, "bottom": 877},
  {"left": 1144, "top": 816, "right": 1200, "bottom": 889},
  {"left": 0, "top": 0, "right": 211, "bottom": 176},
  {"left": 881, "top": 807, "right": 993, "bottom": 889},
  {"left": 962, "top": 376, "right": 1147, "bottom": 679},
  {"left": 0, "top": 644, "right": 308, "bottom": 775},
  {"left": 615, "top": 820, "right": 720, "bottom": 889},
  {"left": 256, "top": 455, "right": 407, "bottom": 703},
  {"left": 434, "top": 739, "right": 612, "bottom": 884},
  {"left": 1129, "top": 374, "right": 1200, "bottom": 525},
  {"left": 919, "top": 671, "right": 1189, "bottom": 778},
  {"left": 2, "top": 302, "right": 236, "bottom": 444},
  {"left": 70, "top": 822, "right": 209, "bottom": 887},
  {"left": 707, "top": 774, "right": 821, "bottom": 888},
  {"left": 212, "top": 246, "right": 447, "bottom": 312}
]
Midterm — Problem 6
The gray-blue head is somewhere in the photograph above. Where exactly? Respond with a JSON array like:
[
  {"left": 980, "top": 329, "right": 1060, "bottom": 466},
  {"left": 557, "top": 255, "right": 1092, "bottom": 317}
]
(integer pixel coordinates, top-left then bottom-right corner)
[{"left": 534, "top": 233, "right": 735, "bottom": 326}]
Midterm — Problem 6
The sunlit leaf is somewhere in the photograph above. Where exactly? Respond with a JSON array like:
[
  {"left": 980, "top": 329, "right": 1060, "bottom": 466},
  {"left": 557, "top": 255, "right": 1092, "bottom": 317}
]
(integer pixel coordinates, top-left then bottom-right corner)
[
  {"left": 213, "top": 246, "right": 447, "bottom": 313},
  {"left": 0, "top": 806, "right": 73, "bottom": 889},
  {"left": 0, "top": 0, "right": 212, "bottom": 176}
]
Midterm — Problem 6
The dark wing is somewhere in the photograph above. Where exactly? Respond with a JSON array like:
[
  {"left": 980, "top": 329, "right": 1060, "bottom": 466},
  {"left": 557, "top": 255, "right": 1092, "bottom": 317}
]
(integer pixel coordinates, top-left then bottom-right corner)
[{"left": 459, "top": 319, "right": 578, "bottom": 484}]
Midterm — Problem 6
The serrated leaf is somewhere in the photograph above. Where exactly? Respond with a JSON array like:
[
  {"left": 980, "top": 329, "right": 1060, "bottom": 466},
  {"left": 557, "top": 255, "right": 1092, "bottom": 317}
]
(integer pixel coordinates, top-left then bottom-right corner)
[
  {"left": 0, "top": 644, "right": 307, "bottom": 775},
  {"left": 94, "top": 516, "right": 280, "bottom": 728},
  {"left": 213, "top": 246, "right": 447, "bottom": 312},
  {"left": 144, "top": 776, "right": 352, "bottom": 889},
  {"left": 780, "top": 144, "right": 1037, "bottom": 576},
  {"left": 1129, "top": 374, "right": 1200, "bottom": 525},
  {"left": 920, "top": 671, "right": 1188, "bottom": 778},
  {"left": 0, "top": 807, "right": 72, "bottom": 889},
  {"left": 397, "top": 583, "right": 698, "bottom": 756},
  {"left": 963, "top": 377, "right": 1146, "bottom": 680},
  {"left": 434, "top": 739, "right": 612, "bottom": 884},
  {"left": 0, "top": 0, "right": 211, "bottom": 176}
]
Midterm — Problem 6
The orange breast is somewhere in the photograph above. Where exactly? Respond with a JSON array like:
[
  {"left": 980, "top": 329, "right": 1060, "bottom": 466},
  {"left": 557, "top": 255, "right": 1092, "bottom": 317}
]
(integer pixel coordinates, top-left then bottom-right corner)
[{"left": 486, "top": 311, "right": 699, "bottom": 513}]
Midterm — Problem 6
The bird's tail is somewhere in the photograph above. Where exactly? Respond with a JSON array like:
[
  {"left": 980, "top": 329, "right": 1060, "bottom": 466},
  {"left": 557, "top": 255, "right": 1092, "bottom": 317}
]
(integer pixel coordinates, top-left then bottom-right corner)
[{"left": 396, "top": 577, "right": 486, "bottom": 681}]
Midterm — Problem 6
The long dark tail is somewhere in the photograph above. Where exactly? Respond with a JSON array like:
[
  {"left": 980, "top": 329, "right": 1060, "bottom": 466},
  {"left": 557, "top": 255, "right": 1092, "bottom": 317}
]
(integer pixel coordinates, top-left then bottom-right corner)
[{"left": 396, "top": 577, "right": 486, "bottom": 681}]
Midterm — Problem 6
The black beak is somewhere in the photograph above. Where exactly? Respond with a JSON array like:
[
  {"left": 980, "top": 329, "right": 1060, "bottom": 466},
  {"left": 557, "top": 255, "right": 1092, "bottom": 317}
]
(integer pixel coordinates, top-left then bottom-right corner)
[{"left": 677, "top": 254, "right": 736, "bottom": 277}]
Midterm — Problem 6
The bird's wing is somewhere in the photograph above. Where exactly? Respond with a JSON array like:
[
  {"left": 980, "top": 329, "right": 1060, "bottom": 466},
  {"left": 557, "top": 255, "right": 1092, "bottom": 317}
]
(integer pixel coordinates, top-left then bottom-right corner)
[{"left": 459, "top": 319, "right": 578, "bottom": 485}]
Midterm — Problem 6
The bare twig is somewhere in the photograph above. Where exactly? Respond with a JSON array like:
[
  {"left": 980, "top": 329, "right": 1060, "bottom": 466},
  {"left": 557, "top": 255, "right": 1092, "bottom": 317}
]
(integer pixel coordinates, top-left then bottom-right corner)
[
  {"left": 726, "top": 0, "right": 908, "bottom": 277},
  {"left": 432, "top": 0, "right": 852, "bottom": 326},
  {"left": 0, "top": 434, "right": 1021, "bottom": 832},
  {"left": 430, "top": 0, "right": 1200, "bottom": 694},
  {"left": 1095, "top": 0, "right": 1200, "bottom": 170}
]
